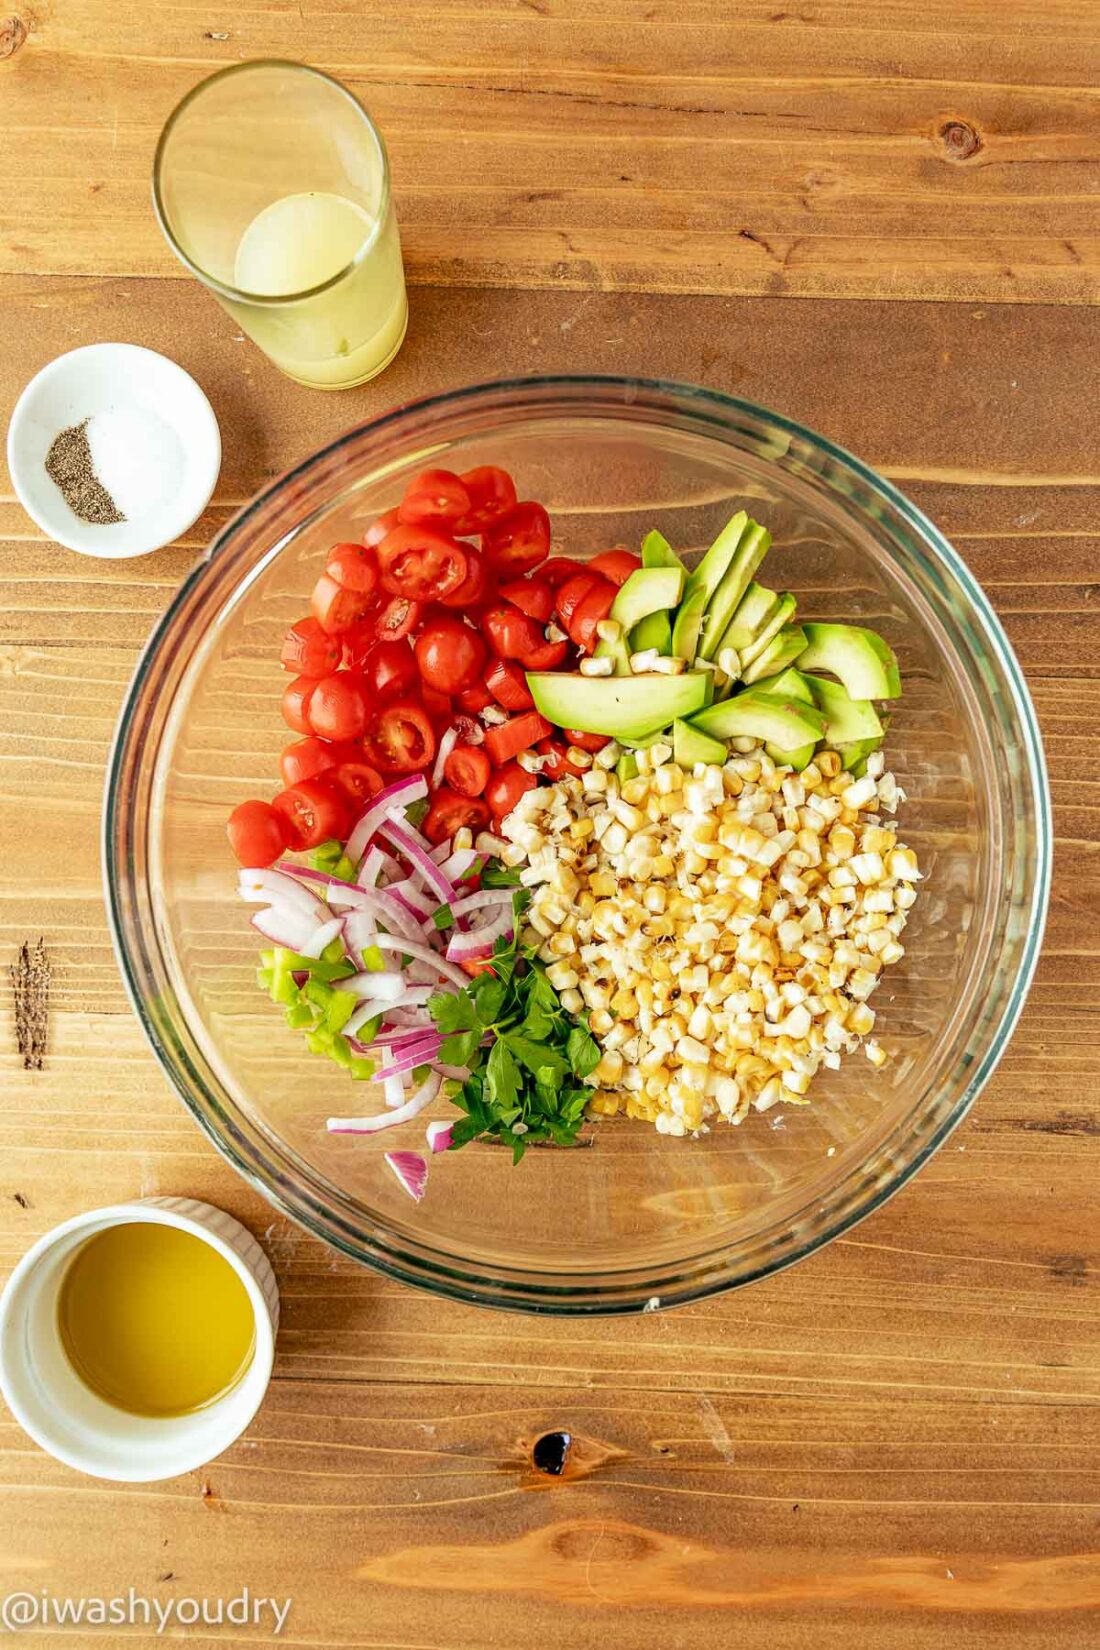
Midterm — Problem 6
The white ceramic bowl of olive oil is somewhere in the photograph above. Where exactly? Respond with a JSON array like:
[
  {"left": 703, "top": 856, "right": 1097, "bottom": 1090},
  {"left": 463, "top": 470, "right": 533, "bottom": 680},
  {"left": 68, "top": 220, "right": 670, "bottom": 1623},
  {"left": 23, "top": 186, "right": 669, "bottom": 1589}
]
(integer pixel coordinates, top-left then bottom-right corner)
[{"left": 0, "top": 1198, "right": 278, "bottom": 1481}]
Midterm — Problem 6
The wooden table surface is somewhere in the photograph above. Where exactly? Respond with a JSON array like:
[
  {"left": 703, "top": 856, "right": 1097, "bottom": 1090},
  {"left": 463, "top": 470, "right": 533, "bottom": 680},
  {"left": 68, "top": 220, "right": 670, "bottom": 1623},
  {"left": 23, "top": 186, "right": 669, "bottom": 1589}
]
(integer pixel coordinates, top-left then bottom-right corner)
[{"left": 2, "top": 3, "right": 1099, "bottom": 1645}]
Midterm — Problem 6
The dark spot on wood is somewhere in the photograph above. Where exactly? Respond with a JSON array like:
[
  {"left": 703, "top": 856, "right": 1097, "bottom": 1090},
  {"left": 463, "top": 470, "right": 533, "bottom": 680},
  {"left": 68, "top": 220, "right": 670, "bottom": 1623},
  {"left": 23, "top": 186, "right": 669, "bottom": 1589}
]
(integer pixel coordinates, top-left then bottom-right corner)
[
  {"left": 203, "top": 29, "right": 229, "bottom": 40},
  {"left": 157, "top": 1572, "right": 175, "bottom": 1582},
  {"left": 1015, "top": 1111, "right": 1100, "bottom": 1138},
  {"left": 1049, "top": 1254, "right": 1088, "bottom": 1285},
  {"left": 533, "top": 1431, "right": 572, "bottom": 1476},
  {"left": 90, "top": 182, "right": 104, "bottom": 194},
  {"left": 12, "top": 1191, "right": 30, "bottom": 1209},
  {"left": 10, "top": 939, "right": 51, "bottom": 1070},
  {"left": 739, "top": 228, "right": 777, "bottom": 260},
  {"left": 0, "top": 15, "right": 27, "bottom": 57},
  {"left": 937, "top": 118, "right": 983, "bottom": 162},
  {"left": 792, "top": 1503, "right": 800, "bottom": 1513}
]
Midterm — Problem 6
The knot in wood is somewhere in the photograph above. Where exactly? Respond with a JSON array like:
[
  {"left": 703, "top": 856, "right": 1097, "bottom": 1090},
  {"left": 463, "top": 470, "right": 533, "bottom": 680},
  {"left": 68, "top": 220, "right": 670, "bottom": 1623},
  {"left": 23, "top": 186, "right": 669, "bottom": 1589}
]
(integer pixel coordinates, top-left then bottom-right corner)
[{"left": 937, "top": 118, "right": 982, "bottom": 161}]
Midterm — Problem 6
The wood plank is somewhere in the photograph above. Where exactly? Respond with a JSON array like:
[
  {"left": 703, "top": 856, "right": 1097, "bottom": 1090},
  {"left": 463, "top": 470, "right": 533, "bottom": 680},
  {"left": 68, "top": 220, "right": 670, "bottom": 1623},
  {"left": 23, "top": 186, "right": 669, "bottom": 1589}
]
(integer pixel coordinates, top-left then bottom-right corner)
[{"left": 2, "top": 2, "right": 1098, "bottom": 298}]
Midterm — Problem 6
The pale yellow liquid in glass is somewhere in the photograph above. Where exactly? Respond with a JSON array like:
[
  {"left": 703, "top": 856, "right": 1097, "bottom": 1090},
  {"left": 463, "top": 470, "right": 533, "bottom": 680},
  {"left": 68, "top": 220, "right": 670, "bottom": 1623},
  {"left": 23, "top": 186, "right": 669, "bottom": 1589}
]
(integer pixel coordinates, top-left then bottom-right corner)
[
  {"left": 57, "top": 1223, "right": 256, "bottom": 1417},
  {"left": 232, "top": 191, "right": 407, "bottom": 389}
]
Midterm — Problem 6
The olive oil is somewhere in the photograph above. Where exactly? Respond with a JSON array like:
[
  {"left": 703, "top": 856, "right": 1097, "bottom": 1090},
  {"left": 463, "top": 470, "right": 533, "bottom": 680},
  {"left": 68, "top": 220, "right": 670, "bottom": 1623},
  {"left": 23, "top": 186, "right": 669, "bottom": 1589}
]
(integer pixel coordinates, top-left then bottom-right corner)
[{"left": 57, "top": 1223, "right": 256, "bottom": 1417}]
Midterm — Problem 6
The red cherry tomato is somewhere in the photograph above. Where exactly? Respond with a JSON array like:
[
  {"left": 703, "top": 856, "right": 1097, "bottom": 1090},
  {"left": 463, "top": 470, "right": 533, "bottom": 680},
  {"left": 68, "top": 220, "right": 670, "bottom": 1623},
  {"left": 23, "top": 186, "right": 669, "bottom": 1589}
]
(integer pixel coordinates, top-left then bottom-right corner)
[
  {"left": 450, "top": 712, "right": 483, "bottom": 745},
  {"left": 280, "top": 617, "right": 341, "bottom": 677},
  {"left": 444, "top": 744, "right": 491, "bottom": 797},
  {"left": 332, "top": 759, "right": 384, "bottom": 807},
  {"left": 481, "top": 501, "right": 551, "bottom": 575},
  {"left": 486, "top": 658, "right": 534, "bottom": 711},
  {"left": 537, "top": 738, "right": 585, "bottom": 780},
  {"left": 364, "top": 508, "right": 401, "bottom": 548},
  {"left": 306, "top": 671, "right": 369, "bottom": 742},
  {"left": 398, "top": 468, "right": 472, "bottom": 531},
  {"left": 423, "top": 787, "right": 491, "bottom": 846},
  {"left": 438, "top": 547, "right": 491, "bottom": 611},
  {"left": 483, "top": 711, "right": 553, "bottom": 767},
  {"left": 272, "top": 779, "right": 350, "bottom": 852},
  {"left": 498, "top": 576, "right": 553, "bottom": 623},
  {"left": 569, "top": 579, "right": 617, "bottom": 651},
  {"left": 366, "top": 701, "right": 436, "bottom": 773},
  {"left": 376, "top": 524, "right": 468, "bottom": 602},
  {"left": 589, "top": 548, "right": 642, "bottom": 586},
  {"left": 457, "top": 680, "right": 493, "bottom": 713},
  {"left": 282, "top": 675, "right": 317, "bottom": 734},
  {"left": 353, "top": 638, "right": 419, "bottom": 704},
  {"left": 482, "top": 602, "right": 545, "bottom": 664},
  {"left": 541, "top": 556, "right": 584, "bottom": 587},
  {"left": 485, "top": 761, "right": 539, "bottom": 823},
  {"left": 311, "top": 574, "right": 376, "bottom": 636},
  {"left": 456, "top": 466, "right": 517, "bottom": 532},
  {"left": 226, "top": 800, "right": 288, "bottom": 867},
  {"left": 564, "top": 728, "right": 612, "bottom": 753},
  {"left": 420, "top": 685, "right": 453, "bottom": 725},
  {"left": 279, "top": 736, "right": 339, "bottom": 788},
  {"left": 555, "top": 572, "right": 601, "bottom": 629},
  {"left": 325, "top": 541, "right": 379, "bottom": 595},
  {"left": 414, "top": 617, "right": 486, "bottom": 695},
  {"left": 371, "top": 595, "right": 424, "bottom": 642},
  {"left": 521, "top": 637, "right": 569, "bottom": 671}
]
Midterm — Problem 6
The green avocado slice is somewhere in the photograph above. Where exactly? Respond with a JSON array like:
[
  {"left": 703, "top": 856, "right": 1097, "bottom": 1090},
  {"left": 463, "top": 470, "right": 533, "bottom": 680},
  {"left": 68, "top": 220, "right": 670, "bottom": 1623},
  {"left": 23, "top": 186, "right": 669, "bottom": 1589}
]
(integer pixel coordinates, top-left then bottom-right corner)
[
  {"left": 696, "top": 524, "right": 773, "bottom": 660},
  {"left": 741, "top": 624, "right": 808, "bottom": 685},
  {"left": 673, "top": 719, "right": 727, "bottom": 767},
  {"left": 796, "top": 622, "right": 901, "bottom": 700},
  {"left": 527, "top": 670, "right": 710, "bottom": 740},
  {"left": 688, "top": 691, "right": 826, "bottom": 749}
]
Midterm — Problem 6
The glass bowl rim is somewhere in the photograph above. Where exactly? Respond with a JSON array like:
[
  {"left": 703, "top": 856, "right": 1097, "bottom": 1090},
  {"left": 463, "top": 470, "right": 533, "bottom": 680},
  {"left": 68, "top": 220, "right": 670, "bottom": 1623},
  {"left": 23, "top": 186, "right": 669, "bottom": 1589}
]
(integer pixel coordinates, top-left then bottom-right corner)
[{"left": 103, "top": 373, "right": 1053, "bottom": 1314}]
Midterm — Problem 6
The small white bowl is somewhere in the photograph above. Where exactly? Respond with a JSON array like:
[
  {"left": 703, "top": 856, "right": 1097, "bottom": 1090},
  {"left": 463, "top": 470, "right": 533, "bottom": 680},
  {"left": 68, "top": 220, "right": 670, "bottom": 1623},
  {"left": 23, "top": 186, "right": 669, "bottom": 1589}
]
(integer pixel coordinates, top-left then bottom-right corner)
[
  {"left": 6, "top": 343, "right": 221, "bottom": 558},
  {"left": 0, "top": 1197, "right": 278, "bottom": 1482}
]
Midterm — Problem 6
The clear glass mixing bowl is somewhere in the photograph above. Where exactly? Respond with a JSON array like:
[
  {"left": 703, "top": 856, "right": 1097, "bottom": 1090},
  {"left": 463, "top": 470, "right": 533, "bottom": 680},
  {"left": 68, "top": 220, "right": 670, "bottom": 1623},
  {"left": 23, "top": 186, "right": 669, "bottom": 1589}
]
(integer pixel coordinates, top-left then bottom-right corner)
[{"left": 104, "top": 377, "right": 1051, "bottom": 1313}]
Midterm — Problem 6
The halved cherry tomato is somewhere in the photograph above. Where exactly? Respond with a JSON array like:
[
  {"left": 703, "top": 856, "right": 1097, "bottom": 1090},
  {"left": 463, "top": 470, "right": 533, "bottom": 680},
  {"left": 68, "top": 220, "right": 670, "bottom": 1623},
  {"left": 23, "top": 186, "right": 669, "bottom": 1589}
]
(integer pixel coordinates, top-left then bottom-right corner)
[
  {"left": 326, "top": 542, "right": 380, "bottom": 595},
  {"left": 450, "top": 712, "right": 483, "bottom": 746},
  {"left": 279, "top": 735, "right": 339, "bottom": 788},
  {"left": 564, "top": 728, "right": 612, "bottom": 753},
  {"left": 306, "top": 672, "right": 369, "bottom": 742},
  {"left": 366, "top": 701, "right": 436, "bottom": 772},
  {"left": 377, "top": 524, "right": 468, "bottom": 602},
  {"left": 420, "top": 684, "right": 453, "bottom": 724},
  {"left": 423, "top": 787, "right": 491, "bottom": 845},
  {"left": 354, "top": 638, "right": 419, "bottom": 704},
  {"left": 444, "top": 744, "right": 491, "bottom": 797},
  {"left": 589, "top": 548, "right": 642, "bottom": 586},
  {"left": 364, "top": 507, "right": 401, "bottom": 548},
  {"left": 482, "top": 602, "right": 544, "bottom": 663},
  {"left": 372, "top": 595, "right": 424, "bottom": 642},
  {"left": 457, "top": 681, "right": 493, "bottom": 714},
  {"left": 569, "top": 579, "right": 617, "bottom": 651},
  {"left": 282, "top": 675, "right": 317, "bottom": 734},
  {"left": 438, "top": 546, "right": 491, "bottom": 611},
  {"left": 486, "top": 658, "right": 534, "bottom": 711},
  {"left": 332, "top": 759, "right": 384, "bottom": 807},
  {"left": 555, "top": 571, "right": 601, "bottom": 629},
  {"left": 414, "top": 616, "right": 486, "bottom": 695},
  {"left": 520, "top": 637, "right": 569, "bottom": 671},
  {"left": 484, "top": 711, "right": 553, "bottom": 767},
  {"left": 456, "top": 465, "right": 517, "bottom": 532},
  {"left": 481, "top": 501, "right": 551, "bottom": 574},
  {"left": 226, "top": 800, "right": 288, "bottom": 868},
  {"left": 498, "top": 576, "right": 553, "bottom": 623},
  {"left": 398, "top": 469, "right": 472, "bottom": 530},
  {"left": 311, "top": 574, "right": 376, "bottom": 636},
  {"left": 539, "top": 556, "right": 582, "bottom": 587},
  {"left": 537, "top": 737, "right": 585, "bottom": 780},
  {"left": 272, "top": 779, "right": 350, "bottom": 852},
  {"left": 280, "top": 617, "right": 341, "bottom": 677},
  {"left": 485, "top": 761, "right": 538, "bottom": 822}
]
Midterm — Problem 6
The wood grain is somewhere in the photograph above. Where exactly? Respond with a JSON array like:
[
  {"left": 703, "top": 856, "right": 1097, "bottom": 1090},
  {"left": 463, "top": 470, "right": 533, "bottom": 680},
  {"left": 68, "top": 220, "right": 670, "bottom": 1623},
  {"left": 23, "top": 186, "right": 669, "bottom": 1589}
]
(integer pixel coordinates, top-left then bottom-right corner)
[{"left": 3, "top": 3, "right": 1100, "bottom": 1645}]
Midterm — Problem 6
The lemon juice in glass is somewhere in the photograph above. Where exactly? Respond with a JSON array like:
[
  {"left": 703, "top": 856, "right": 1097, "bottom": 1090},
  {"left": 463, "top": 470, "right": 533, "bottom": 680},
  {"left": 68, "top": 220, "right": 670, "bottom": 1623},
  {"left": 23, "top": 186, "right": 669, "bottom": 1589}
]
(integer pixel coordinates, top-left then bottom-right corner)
[{"left": 154, "top": 61, "right": 407, "bottom": 390}]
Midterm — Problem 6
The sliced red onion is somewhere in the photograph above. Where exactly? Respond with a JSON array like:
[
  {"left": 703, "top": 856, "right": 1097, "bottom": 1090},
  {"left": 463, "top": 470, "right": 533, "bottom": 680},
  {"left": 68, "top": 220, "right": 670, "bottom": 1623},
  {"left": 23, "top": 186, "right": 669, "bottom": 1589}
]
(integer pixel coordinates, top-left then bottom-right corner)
[
  {"left": 438, "top": 847, "right": 484, "bottom": 883},
  {"left": 386, "top": 878, "right": 437, "bottom": 920},
  {"left": 375, "top": 1037, "right": 444, "bottom": 1079},
  {"left": 250, "top": 906, "right": 322, "bottom": 953},
  {"left": 327, "top": 1071, "right": 442, "bottom": 1135},
  {"left": 368, "top": 933, "right": 469, "bottom": 989},
  {"left": 345, "top": 986, "right": 436, "bottom": 1037},
  {"left": 323, "top": 884, "right": 423, "bottom": 943},
  {"left": 358, "top": 845, "right": 386, "bottom": 888},
  {"left": 383, "top": 1150, "right": 429, "bottom": 1201},
  {"left": 299, "top": 915, "right": 345, "bottom": 960},
  {"left": 451, "top": 888, "right": 515, "bottom": 920},
  {"left": 341, "top": 970, "right": 407, "bottom": 1002},
  {"left": 431, "top": 1063, "right": 469, "bottom": 1082},
  {"left": 446, "top": 906, "right": 514, "bottom": 963},
  {"left": 345, "top": 774, "right": 428, "bottom": 866},
  {"left": 363, "top": 1027, "right": 443, "bottom": 1052},
  {"left": 377, "top": 819, "right": 458, "bottom": 907},
  {"left": 426, "top": 1119, "right": 454, "bottom": 1153},
  {"left": 240, "top": 868, "right": 329, "bottom": 921},
  {"left": 431, "top": 726, "right": 459, "bottom": 791}
]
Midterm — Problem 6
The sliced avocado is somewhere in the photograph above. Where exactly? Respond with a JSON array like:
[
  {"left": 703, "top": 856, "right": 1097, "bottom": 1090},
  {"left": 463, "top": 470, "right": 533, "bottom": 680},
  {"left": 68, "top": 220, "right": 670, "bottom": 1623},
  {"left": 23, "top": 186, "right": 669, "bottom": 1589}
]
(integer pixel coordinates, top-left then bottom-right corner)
[
  {"left": 619, "top": 729, "right": 662, "bottom": 751},
  {"left": 806, "top": 674, "right": 883, "bottom": 745},
  {"left": 766, "top": 738, "right": 817, "bottom": 772},
  {"left": 616, "top": 751, "right": 640, "bottom": 784},
  {"left": 713, "top": 581, "right": 780, "bottom": 659},
  {"left": 595, "top": 568, "right": 682, "bottom": 675},
  {"left": 741, "top": 592, "right": 797, "bottom": 668},
  {"left": 670, "top": 582, "right": 707, "bottom": 662},
  {"left": 797, "top": 622, "right": 901, "bottom": 700},
  {"left": 673, "top": 718, "right": 727, "bottom": 768},
  {"left": 752, "top": 665, "right": 815, "bottom": 703},
  {"left": 696, "top": 522, "right": 772, "bottom": 660},
  {"left": 741, "top": 624, "right": 808, "bottom": 685},
  {"left": 641, "top": 529, "right": 684, "bottom": 572},
  {"left": 683, "top": 510, "right": 748, "bottom": 607},
  {"left": 689, "top": 691, "right": 826, "bottom": 749},
  {"left": 527, "top": 669, "right": 710, "bottom": 741},
  {"left": 631, "top": 608, "right": 673, "bottom": 655},
  {"left": 833, "top": 735, "right": 883, "bottom": 779}
]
